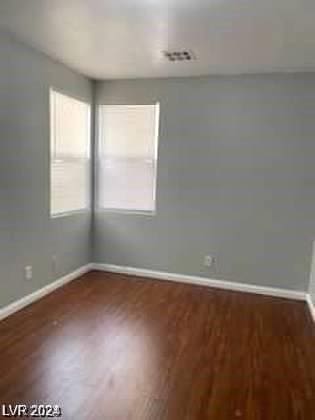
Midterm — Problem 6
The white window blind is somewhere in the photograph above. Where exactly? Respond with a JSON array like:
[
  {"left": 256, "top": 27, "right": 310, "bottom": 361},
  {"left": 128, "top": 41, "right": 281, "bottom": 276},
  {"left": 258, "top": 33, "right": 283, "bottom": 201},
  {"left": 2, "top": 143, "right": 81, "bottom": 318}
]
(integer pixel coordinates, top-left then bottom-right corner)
[
  {"left": 50, "top": 89, "right": 91, "bottom": 216},
  {"left": 97, "top": 104, "right": 159, "bottom": 212}
]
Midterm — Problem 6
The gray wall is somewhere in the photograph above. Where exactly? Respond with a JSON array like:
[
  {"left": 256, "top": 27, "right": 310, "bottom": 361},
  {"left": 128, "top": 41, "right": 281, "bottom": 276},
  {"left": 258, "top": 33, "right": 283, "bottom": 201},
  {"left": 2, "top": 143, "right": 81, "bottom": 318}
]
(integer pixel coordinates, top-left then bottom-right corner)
[
  {"left": 309, "top": 241, "right": 315, "bottom": 303},
  {"left": 311, "top": 278, "right": 315, "bottom": 304},
  {"left": 94, "top": 76, "right": 315, "bottom": 292},
  {"left": 2, "top": 30, "right": 315, "bottom": 306},
  {"left": 0, "top": 32, "right": 93, "bottom": 308}
]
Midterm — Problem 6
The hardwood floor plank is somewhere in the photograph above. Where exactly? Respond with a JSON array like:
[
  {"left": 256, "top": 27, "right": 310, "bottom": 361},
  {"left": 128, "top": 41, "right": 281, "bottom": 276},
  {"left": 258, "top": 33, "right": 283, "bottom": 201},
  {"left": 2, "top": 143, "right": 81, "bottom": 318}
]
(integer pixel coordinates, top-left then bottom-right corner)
[{"left": 0, "top": 270, "right": 314, "bottom": 419}]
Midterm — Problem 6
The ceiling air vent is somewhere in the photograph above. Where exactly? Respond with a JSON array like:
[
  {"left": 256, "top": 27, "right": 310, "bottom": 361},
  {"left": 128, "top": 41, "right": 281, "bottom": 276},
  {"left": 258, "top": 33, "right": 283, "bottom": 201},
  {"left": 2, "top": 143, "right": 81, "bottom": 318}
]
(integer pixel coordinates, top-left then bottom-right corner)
[{"left": 163, "top": 50, "right": 195, "bottom": 62}]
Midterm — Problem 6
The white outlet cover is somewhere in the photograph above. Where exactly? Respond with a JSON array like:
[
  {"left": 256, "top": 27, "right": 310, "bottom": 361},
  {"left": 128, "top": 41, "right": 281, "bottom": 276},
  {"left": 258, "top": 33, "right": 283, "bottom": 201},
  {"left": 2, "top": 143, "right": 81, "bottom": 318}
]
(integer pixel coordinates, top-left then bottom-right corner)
[
  {"left": 204, "top": 256, "right": 214, "bottom": 267},
  {"left": 25, "top": 265, "right": 32, "bottom": 280}
]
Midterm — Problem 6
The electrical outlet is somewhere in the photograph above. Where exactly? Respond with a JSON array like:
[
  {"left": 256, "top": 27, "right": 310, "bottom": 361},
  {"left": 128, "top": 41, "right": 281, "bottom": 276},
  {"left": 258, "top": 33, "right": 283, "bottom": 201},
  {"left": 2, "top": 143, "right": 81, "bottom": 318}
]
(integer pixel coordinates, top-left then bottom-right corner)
[
  {"left": 204, "top": 255, "right": 214, "bottom": 267},
  {"left": 24, "top": 265, "right": 32, "bottom": 280}
]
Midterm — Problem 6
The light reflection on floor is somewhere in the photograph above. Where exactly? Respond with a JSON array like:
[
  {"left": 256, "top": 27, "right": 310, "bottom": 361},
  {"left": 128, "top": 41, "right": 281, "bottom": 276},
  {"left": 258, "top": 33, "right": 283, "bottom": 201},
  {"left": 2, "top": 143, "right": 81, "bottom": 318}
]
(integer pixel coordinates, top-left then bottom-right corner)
[{"left": 39, "top": 310, "right": 161, "bottom": 418}]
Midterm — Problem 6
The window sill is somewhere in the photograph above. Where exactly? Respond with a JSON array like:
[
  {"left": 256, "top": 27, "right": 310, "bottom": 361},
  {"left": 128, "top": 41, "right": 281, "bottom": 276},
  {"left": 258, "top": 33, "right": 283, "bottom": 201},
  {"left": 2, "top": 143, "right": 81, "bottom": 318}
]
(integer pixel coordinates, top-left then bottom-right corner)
[
  {"left": 95, "top": 208, "right": 156, "bottom": 216},
  {"left": 50, "top": 209, "right": 90, "bottom": 219}
]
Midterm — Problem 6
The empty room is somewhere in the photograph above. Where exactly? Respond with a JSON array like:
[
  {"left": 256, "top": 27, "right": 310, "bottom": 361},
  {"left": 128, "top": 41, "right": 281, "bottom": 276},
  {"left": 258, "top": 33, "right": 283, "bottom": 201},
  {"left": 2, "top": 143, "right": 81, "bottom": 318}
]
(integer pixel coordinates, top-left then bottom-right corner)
[{"left": 0, "top": 0, "right": 315, "bottom": 419}]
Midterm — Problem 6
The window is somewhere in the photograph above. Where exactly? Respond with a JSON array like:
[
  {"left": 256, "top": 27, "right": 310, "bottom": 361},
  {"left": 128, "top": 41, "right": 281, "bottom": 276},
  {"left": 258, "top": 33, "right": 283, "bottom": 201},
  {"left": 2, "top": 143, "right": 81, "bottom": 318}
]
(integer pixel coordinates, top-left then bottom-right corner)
[
  {"left": 97, "top": 104, "right": 160, "bottom": 213},
  {"left": 50, "top": 89, "right": 91, "bottom": 216}
]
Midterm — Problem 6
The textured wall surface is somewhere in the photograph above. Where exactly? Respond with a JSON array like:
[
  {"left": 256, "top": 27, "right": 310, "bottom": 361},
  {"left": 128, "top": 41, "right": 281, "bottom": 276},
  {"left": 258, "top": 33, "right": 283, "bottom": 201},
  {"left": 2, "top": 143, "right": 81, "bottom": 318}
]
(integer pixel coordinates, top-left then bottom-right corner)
[
  {"left": 2, "top": 31, "right": 315, "bottom": 307},
  {"left": 0, "top": 32, "right": 93, "bottom": 307},
  {"left": 308, "top": 241, "right": 315, "bottom": 303},
  {"left": 94, "top": 76, "right": 315, "bottom": 291}
]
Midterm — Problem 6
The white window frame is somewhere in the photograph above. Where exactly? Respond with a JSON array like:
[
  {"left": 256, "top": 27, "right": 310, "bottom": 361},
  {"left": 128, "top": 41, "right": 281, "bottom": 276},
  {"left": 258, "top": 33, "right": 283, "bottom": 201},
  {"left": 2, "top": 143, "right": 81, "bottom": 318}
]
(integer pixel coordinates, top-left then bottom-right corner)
[
  {"left": 49, "top": 87, "right": 91, "bottom": 218},
  {"left": 95, "top": 103, "right": 160, "bottom": 215}
]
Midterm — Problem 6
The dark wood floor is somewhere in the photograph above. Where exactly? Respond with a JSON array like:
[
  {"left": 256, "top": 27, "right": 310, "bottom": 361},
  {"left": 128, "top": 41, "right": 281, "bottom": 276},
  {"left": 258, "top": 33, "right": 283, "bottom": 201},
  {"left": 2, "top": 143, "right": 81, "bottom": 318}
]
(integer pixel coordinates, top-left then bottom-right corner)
[{"left": 0, "top": 271, "right": 314, "bottom": 419}]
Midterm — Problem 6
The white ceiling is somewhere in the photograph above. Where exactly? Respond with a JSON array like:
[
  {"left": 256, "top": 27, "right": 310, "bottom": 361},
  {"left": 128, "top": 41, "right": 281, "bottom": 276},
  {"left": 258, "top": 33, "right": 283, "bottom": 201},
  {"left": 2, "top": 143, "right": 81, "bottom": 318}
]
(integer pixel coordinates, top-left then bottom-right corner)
[{"left": 1, "top": 0, "right": 315, "bottom": 79}]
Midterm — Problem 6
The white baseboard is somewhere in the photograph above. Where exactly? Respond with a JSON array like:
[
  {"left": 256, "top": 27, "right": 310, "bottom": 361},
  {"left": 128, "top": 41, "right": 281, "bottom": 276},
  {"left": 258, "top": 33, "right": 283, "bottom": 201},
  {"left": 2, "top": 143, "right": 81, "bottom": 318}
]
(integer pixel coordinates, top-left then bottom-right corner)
[
  {"left": 1, "top": 262, "right": 311, "bottom": 324},
  {"left": 306, "top": 294, "right": 315, "bottom": 323},
  {"left": 91, "top": 263, "right": 306, "bottom": 301},
  {"left": 0, "top": 264, "right": 92, "bottom": 322}
]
